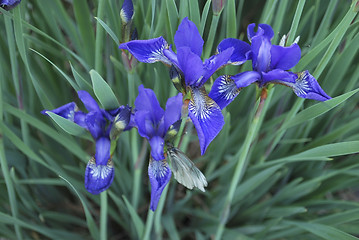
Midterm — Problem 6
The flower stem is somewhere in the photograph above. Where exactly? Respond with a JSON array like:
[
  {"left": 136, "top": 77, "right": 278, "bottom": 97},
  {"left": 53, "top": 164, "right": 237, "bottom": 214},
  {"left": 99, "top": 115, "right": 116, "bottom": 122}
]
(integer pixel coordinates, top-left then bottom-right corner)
[
  {"left": 100, "top": 191, "right": 108, "bottom": 240},
  {"left": 95, "top": 0, "right": 106, "bottom": 74},
  {"left": 215, "top": 88, "right": 272, "bottom": 240}
]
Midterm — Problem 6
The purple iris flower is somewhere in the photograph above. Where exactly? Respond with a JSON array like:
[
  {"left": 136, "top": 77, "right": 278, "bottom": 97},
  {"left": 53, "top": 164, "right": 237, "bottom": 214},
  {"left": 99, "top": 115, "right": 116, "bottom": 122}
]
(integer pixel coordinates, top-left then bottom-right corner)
[
  {"left": 209, "top": 23, "right": 331, "bottom": 109},
  {"left": 120, "top": 17, "right": 233, "bottom": 155},
  {"left": 134, "top": 85, "right": 183, "bottom": 211},
  {"left": 0, "top": 0, "right": 21, "bottom": 10},
  {"left": 42, "top": 91, "right": 131, "bottom": 194}
]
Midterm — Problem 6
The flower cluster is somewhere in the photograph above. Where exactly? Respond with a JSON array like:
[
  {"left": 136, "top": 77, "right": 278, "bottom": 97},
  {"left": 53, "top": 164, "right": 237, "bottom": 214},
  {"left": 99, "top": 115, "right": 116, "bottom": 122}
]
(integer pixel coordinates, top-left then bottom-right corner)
[{"left": 44, "top": 1, "right": 330, "bottom": 211}]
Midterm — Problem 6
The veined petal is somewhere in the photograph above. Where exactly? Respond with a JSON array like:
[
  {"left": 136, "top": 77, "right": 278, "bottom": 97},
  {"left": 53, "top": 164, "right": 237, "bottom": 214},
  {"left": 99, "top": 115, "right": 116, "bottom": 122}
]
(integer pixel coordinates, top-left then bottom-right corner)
[
  {"left": 209, "top": 75, "right": 241, "bottom": 109},
  {"left": 188, "top": 87, "right": 224, "bottom": 155},
  {"left": 149, "top": 136, "right": 165, "bottom": 160},
  {"left": 119, "top": 37, "right": 171, "bottom": 64},
  {"left": 163, "top": 48, "right": 180, "bottom": 68},
  {"left": 202, "top": 47, "right": 234, "bottom": 84},
  {"left": 270, "top": 43, "right": 301, "bottom": 70},
  {"left": 231, "top": 71, "right": 261, "bottom": 88},
  {"left": 167, "top": 146, "right": 207, "bottom": 192},
  {"left": 247, "top": 23, "right": 274, "bottom": 42},
  {"left": 177, "top": 47, "right": 204, "bottom": 86},
  {"left": 85, "top": 111, "right": 106, "bottom": 139},
  {"left": 85, "top": 157, "right": 114, "bottom": 194},
  {"left": 174, "top": 17, "right": 204, "bottom": 57},
  {"left": 164, "top": 93, "right": 183, "bottom": 132},
  {"left": 134, "top": 110, "right": 156, "bottom": 139},
  {"left": 41, "top": 102, "right": 77, "bottom": 121},
  {"left": 135, "top": 85, "right": 164, "bottom": 123},
  {"left": 95, "top": 137, "right": 111, "bottom": 165},
  {"left": 251, "top": 35, "right": 272, "bottom": 73},
  {"left": 217, "top": 38, "right": 251, "bottom": 65},
  {"left": 271, "top": 71, "right": 331, "bottom": 101},
  {"left": 148, "top": 158, "right": 172, "bottom": 211},
  {"left": 77, "top": 90, "right": 101, "bottom": 113}
]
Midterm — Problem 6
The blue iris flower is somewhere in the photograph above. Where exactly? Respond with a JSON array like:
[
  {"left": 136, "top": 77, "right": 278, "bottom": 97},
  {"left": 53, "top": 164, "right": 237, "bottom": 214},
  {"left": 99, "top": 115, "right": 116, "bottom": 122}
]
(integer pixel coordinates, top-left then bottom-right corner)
[
  {"left": 134, "top": 85, "right": 183, "bottom": 211},
  {"left": 0, "top": 0, "right": 21, "bottom": 10},
  {"left": 209, "top": 23, "right": 331, "bottom": 109},
  {"left": 120, "top": 17, "right": 233, "bottom": 155},
  {"left": 42, "top": 90, "right": 131, "bottom": 194}
]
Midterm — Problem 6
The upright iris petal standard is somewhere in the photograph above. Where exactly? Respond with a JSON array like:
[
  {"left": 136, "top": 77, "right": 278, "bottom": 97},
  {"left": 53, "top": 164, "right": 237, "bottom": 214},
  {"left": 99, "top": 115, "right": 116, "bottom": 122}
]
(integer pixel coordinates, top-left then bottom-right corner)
[
  {"left": 0, "top": 0, "right": 21, "bottom": 10},
  {"left": 120, "top": 17, "right": 233, "bottom": 155},
  {"left": 210, "top": 23, "right": 331, "bottom": 109},
  {"left": 42, "top": 91, "right": 131, "bottom": 194}
]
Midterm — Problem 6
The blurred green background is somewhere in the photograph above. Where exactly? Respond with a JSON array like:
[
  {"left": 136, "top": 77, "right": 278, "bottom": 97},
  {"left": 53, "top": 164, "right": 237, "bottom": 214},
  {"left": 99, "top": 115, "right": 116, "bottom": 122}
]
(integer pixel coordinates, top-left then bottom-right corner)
[{"left": 1, "top": 0, "right": 359, "bottom": 239}]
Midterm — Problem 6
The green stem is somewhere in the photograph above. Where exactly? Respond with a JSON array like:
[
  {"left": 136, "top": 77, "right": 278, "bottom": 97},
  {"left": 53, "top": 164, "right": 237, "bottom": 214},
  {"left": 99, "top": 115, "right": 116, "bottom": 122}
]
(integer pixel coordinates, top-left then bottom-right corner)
[
  {"left": 100, "top": 191, "right": 108, "bottom": 240},
  {"left": 214, "top": 89, "right": 272, "bottom": 240},
  {"left": 95, "top": 0, "right": 106, "bottom": 74},
  {"left": 287, "top": 0, "right": 306, "bottom": 45},
  {"left": 142, "top": 208, "right": 155, "bottom": 240}
]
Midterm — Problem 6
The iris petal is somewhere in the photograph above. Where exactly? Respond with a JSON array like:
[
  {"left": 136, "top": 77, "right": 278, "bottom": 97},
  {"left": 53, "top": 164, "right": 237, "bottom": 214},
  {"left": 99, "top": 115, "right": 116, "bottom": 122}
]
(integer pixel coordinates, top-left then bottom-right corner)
[
  {"left": 174, "top": 17, "right": 204, "bottom": 57},
  {"left": 252, "top": 35, "right": 272, "bottom": 73},
  {"left": 95, "top": 137, "right": 111, "bottom": 165},
  {"left": 247, "top": 23, "right": 274, "bottom": 42},
  {"left": 208, "top": 75, "right": 241, "bottom": 109},
  {"left": 148, "top": 158, "right": 172, "bottom": 211},
  {"left": 270, "top": 43, "right": 301, "bottom": 70},
  {"left": 78, "top": 90, "right": 101, "bottom": 113},
  {"left": 164, "top": 93, "right": 183, "bottom": 132},
  {"left": 135, "top": 85, "right": 164, "bottom": 123},
  {"left": 41, "top": 102, "right": 77, "bottom": 121},
  {"left": 85, "top": 157, "right": 115, "bottom": 194},
  {"left": 120, "top": 0, "right": 134, "bottom": 23},
  {"left": 188, "top": 87, "right": 224, "bottom": 155},
  {"left": 119, "top": 37, "right": 171, "bottom": 64},
  {"left": 202, "top": 47, "right": 234, "bottom": 84},
  {"left": 231, "top": 71, "right": 261, "bottom": 88},
  {"left": 85, "top": 111, "right": 106, "bottom": 139},
  {"left": 149, "top": 136, "right": 165, "bottom": 160},
  {"left": 177, "top": 47, "right": 205, "bottom": 86},
  {"left": 217, "top": 38, "right": 251, "bottom": 65}
]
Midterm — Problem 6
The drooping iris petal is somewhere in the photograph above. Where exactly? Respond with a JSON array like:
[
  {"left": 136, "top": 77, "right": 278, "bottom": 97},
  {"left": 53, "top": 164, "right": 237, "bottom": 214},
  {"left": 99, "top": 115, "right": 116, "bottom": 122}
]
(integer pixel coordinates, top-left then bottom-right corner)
[
  {"left": 217, "top": 38, "right": 251, "bottom": 65},
  {"left": 95, "top": 137, "right": 111, "bottom": 165},
  {"left": 188, "top": 87, "right": 224, "bottom": 155},
  {"left": 120, "top": 0, "right": 134, "bottom": 23},
  {"left": 135, "top": 85, "right": 165, "bottom": 123},
  {"left": 119, "top": 37, "right": 171, "bottom": 64},
  {"left": 149, "top": 136, "right": 165, "bottom": 160},
  {"left": 85, "top": 157, "right": 115, "bottom": 194},
  {"left": 251, "top": 35, "right": 272, "bottom": 73},
  {"left": 247, "top": 23, "right": 274, "bottom": 42},
  {"left": 148, "top": 158, "right": 172, "bottom": 211},
  {"left": 270, "top": 44, "right": 301, "bottom": 70},
  {"left": 209, "top": 75, "right": 241, "bottom": 109},
  {"left": 41, "top": 102, "right": 77, "bottom": 121},
  {"left": 262, "top": 69, "right": 297, "bottom": 86},
  {"left": 269, "top": 71, "right": 331, "bottom": 101},
  {"left": 202, "top": 47, "right": 234, "bottom": 85},
  {"left": 174, "top": 17, "right": 204, "bottom": 57},
  {"left": 164, "top": 93, "right": 183, "bottom": 132},
  {"left": 78, "top": 90, "right": 101, "bottom": 113},
  {"left": 231, "top": 71, "right": 262, "bottom": 88},
  {"left": 177, "top": 47, "right": 205, "bottom": 86},
  {"left": 85, "top": 111, "right": 106, "bottom": 139}
]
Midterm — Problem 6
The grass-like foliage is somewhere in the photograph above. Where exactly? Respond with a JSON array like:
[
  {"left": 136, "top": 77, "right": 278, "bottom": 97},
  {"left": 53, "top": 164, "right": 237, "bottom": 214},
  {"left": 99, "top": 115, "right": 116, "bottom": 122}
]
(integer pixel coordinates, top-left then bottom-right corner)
[{"left": 1, "top": 0, "right": 359, "bottom": 239}]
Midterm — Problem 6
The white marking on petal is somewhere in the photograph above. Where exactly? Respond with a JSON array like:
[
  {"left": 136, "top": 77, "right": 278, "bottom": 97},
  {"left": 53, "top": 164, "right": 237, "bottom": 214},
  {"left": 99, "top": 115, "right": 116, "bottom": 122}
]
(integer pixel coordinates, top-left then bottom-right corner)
[
  {"left": 149, "top": 158, "right": 169, "bottom": 179},
  {"left": 217, "top": 76, "right": 240, "bottom": 100},
  {"left": 167, "top": 147, "right": 207, "bottom": 192},
  {"left": 189, "top": 87, "right": 216, "bottom": 120},
  {"left": 88, "top": 157, "right": 114, "bottom": 180},
  {"left": 293, "top": 71, "right": 311, "bottom": 96}
]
